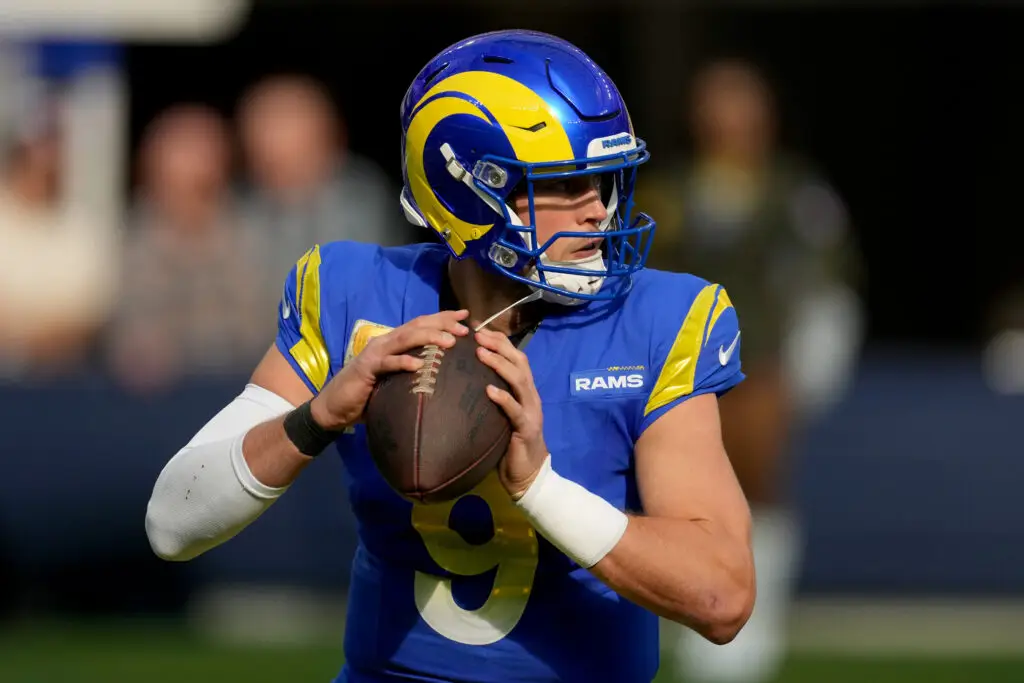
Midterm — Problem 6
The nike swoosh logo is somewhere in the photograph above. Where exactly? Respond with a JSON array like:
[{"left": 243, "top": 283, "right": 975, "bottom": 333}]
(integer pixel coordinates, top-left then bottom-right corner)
[
  {"left": 718, "top": 332, "right": 740, "bottom": 366},
  {"left": 281, "top": 298, "right": 291, "bottom": 320}
]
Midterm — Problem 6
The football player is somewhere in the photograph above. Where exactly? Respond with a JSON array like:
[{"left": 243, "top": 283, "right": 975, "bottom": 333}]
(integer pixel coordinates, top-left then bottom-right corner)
[{"left": 146, "top": 30, "right": 755, "bottom": 683}]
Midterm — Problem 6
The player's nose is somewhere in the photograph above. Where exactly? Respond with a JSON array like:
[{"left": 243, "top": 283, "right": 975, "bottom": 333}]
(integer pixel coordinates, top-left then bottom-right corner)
[{"left": 578, "top": 187, "right": 607, "bottom": 227}]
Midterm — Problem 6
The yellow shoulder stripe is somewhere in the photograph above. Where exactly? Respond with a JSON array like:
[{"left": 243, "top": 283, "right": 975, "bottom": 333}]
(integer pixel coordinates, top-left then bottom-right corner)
[
  {"left": 643, "top": 284, "right": 720, "bottom": 417},
  {"left": 705, "top": 288, "right": 733, "bottom": 345},
  {"left": 289, "top": 246, "right": 330, "bottom": 391}
]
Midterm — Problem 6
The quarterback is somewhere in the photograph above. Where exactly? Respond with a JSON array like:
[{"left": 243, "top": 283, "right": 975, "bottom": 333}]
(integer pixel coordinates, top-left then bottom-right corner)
[{"left": 146, "top": 30, "right": 755, "bottom": 683}]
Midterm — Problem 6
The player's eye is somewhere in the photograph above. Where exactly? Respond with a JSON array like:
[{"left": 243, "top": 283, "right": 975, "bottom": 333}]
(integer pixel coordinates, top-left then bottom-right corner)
[
  {"left": 544, "top": 176, "right": 601, "bottom": 196},
  {"left": 533, "top": 178, "right": 572, "bottom": 194}
]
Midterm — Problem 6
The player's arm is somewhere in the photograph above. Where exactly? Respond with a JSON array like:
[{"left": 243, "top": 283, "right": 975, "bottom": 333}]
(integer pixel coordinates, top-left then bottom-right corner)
[
  {"left": 590, "top": 393, "right": 753, "bottom": 644},
  {"left": 143, "top": 351, "right": 308, "bottom": 562},
  {"left": 144, "top": 246, "right": 331, "bottom": 561},
  {"left": 479, "top": 283, "right": 753, "bottom": 644},
  {"left": 586, "top": 286, "right": 753, "bottom": 643},
  {"left": 145, "top": 247, "right": 471, "bottom": 562}
]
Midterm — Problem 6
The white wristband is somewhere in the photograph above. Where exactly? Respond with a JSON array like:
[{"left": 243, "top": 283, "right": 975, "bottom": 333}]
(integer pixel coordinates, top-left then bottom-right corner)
[{"left": 515, "top": 456, "right": 629, "bottom": 568}]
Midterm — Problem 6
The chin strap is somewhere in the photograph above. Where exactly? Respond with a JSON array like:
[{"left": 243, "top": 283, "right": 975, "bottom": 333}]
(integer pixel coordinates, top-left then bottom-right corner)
[
  {"left": 473, "top": 289, "right": 544, "bottom": 333},
  {"left": 525, "top": 250, "right": 606, "bottom": 306}
]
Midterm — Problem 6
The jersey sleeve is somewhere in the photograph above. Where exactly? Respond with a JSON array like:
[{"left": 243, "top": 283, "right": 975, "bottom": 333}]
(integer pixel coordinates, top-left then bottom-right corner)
[
  {"left": 639, "top": 283, "right": 745, "bottom": 434},
  {"left": 275, "top": 244, "right": 334, "bottom": 395}
]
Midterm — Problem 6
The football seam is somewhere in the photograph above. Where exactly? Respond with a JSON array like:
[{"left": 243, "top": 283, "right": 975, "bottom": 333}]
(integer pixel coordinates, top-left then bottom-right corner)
[
  {"left": 419, "top": 422, "right": 513, "bottom": 498},
  {"left": 410, "top": 345, "right": 444, "bottom": 495},
  {"left": 412, "top": 345, "right": 444, "bottom": 395},
  {"left": 412, "top": 393, "right": 424, "bottom": 494}
]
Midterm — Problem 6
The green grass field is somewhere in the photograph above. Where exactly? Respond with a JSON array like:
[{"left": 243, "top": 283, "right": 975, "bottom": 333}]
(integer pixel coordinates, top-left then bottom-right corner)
[{"left": 2, "top": 619, "right": 1022, "bottom": 683}]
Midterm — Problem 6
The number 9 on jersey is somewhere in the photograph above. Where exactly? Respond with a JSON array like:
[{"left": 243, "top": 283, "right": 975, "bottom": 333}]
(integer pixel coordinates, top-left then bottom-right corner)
[{"left": 411, "top": 472, "right": 539, "bottom": 645}]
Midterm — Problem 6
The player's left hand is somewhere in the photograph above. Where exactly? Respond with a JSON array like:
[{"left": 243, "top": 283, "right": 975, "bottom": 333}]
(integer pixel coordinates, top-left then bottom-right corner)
[{"left": 475, "top": 328, "right": 549, "bottom": 500}]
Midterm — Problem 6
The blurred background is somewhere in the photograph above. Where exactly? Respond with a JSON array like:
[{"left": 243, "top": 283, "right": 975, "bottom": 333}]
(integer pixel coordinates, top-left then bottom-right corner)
[{"left": 1, "top": 1, "right": 1023, "bottom": 682}]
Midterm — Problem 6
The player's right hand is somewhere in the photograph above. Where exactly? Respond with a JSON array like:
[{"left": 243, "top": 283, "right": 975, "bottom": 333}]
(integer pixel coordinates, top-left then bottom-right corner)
[{"left": 309, "top": 310, "right": 471, "bottom": 430}]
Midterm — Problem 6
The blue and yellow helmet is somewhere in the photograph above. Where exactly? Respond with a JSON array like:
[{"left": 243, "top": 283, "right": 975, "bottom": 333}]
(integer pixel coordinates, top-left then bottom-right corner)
[{"left": 399, "top": 30, "right": 655, "bottom": 303}]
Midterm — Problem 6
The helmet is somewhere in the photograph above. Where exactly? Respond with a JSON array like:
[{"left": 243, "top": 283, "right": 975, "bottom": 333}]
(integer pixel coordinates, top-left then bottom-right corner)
[{"left": 399, "top": 30, "right": 655, "bottom": 304}]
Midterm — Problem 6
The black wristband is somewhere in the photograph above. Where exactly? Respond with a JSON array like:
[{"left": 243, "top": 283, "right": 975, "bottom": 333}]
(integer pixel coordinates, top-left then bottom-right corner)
[{"left": 283, "top": 401, "right": 339, "bottom": 457}]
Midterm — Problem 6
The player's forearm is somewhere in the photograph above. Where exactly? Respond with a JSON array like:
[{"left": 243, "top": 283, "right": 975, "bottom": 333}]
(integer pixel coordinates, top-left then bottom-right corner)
[
  {"left": 241, "top": 416, "right": 316, "bottom": 488},
  {"left": 592, "top": 515, "right": 754, "bottom": 644},
  {"left": 145, "top": 384, "right": 299, "bottom": 561},
  {"left": 514, "top": 458, "right": 753, "bottom": 644}
]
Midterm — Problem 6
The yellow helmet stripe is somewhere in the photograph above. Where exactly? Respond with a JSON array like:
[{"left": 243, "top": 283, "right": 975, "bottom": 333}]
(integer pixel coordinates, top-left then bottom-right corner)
[{"left": 406, "top": 70, "right": 576, "bottom": 251}]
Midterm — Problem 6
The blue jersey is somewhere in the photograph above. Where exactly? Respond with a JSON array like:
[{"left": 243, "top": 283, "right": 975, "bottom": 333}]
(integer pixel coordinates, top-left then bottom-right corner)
[{"left": 275, "top": 241, "right": 744, "bottom": 683}]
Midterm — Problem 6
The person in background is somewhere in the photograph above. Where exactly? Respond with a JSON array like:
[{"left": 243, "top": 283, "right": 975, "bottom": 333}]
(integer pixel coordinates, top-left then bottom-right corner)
[
  {"left": 107, "top": 104, "right": 272, "bottom": 393},
  {"left": 236, "top": 73, "right": 413, "bottom": 271},
  {"left": 0, "top": 87, "right": 118, "bottom": 378},
  {"left": 640, "top": 59, "right": 864, "bottom": 683}
]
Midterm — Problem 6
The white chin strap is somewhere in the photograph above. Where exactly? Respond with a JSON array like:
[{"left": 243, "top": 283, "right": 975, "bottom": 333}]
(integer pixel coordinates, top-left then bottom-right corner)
[{"left": 524, "top": 251, "right": 606, "bottom": 306}]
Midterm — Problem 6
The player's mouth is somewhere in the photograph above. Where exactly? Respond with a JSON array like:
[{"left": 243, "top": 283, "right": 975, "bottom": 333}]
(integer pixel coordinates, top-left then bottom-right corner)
[{"left": 571, "top": 237, "right": 602, "bottom": 258}]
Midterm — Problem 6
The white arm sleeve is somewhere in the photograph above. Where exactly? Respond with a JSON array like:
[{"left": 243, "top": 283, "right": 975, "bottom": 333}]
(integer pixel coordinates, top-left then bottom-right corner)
[{"left": 145, "top": 383, "right": 296, "bottom": 561}]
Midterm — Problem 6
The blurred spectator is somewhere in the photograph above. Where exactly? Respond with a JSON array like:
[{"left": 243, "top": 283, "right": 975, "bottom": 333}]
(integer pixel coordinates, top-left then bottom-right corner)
[
  {"left": 0, "top": 86, "right": 118, "bottom": 378},
  {"left": 105, "top": 104, "right": 273, "bottom": 394},
  {"left": 639, "top": 59, "right": 865, "bottom": 683},
  {"left": 236, "top": 73, "right": 413, "bottom": 271}
]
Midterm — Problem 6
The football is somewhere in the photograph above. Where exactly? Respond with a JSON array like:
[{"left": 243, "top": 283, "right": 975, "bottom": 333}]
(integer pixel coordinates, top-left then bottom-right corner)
[{"left": 364, "top": 334, "right": 512, "bottom": 504}]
